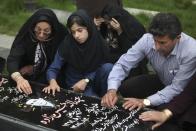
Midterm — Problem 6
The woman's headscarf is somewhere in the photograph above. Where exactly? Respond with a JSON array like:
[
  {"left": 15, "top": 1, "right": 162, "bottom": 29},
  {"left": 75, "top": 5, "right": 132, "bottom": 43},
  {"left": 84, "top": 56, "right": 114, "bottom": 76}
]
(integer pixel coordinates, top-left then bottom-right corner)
[
  {"left": 8, "top": 8, "right": 67, "bottom": 75},
  {"left": 58, "top": 10, "right": 108, "bottom": 73},
  {"left": 101, "top": 5, "right": 146, "bottom": 42},
  {"left": 12, "top": 8, "right": 67, "bottom": 48}
]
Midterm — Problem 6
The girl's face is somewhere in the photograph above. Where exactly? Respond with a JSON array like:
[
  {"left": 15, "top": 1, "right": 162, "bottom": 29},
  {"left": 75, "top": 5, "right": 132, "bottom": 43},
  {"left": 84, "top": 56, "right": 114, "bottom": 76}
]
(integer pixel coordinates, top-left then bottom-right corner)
[
  {"left": 34, "top": 21, "right": 52, "bottom": 41},
  {"left": 70, "top": 23, "right": 88, "bottom": 44}
]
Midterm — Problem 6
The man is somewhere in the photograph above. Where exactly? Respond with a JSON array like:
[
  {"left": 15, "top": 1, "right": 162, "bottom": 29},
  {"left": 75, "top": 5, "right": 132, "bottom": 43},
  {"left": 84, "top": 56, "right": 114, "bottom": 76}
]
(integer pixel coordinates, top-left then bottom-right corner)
[{"left": 101, "top": 13, "right": 196, "bottom": 111}]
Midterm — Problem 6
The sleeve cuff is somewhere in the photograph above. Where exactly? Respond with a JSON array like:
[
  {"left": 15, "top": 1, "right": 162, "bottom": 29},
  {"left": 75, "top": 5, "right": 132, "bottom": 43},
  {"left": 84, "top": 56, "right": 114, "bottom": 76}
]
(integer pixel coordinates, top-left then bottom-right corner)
[
  {"left": 147, "top": 93, "right": 163, "bottom": 106},
  {"left": 107, "top": 81, "right": 120, "bottom": 91}
]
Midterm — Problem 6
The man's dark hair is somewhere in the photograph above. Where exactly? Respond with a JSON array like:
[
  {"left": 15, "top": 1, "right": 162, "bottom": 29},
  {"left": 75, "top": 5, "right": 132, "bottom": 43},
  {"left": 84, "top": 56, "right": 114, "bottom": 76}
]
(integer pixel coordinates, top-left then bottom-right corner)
[{"left": 149, "top": 13, "right": 182, "bottom": 39}]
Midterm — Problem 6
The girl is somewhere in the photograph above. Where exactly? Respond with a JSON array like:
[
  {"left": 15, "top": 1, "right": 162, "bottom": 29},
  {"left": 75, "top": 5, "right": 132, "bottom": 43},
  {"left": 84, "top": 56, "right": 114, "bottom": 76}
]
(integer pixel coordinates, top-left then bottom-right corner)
[{"left": 43, "top": 10, "right": 113, "bottom": 97}]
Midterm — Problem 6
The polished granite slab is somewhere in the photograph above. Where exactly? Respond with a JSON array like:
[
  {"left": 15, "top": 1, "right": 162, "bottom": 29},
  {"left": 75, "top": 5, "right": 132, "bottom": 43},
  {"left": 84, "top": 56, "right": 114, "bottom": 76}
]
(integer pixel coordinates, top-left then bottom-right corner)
[{"left": 0, "top": 77, "right": 151, "bottom": 131}]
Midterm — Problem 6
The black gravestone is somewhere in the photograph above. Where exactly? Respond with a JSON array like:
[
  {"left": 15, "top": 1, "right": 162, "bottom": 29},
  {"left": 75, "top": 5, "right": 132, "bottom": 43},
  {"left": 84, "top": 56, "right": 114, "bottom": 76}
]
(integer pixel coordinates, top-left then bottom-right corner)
[{"left": 0, "top": 77, "right": 152, "bottom": 131}]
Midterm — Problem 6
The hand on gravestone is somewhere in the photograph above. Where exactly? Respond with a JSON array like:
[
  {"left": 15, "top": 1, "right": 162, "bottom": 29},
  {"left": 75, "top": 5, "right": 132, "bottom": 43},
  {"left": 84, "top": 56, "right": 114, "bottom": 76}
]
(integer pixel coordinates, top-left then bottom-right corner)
[
  {"left": 72, "top": 79, "right": 88, "bottom": 93},
  {"left": 101, "top": 89, "right": 118, "bottom": 108},
  {"left": 43, "top": 79, "right": 60, "bottom": 96},
  {"left": 123, "top": 98, "right": 144, "bottom": 111},
  {"left": 139, "top": 109, "right": 173, "bottom": 130},
  {"left": 16, "top": 77, "right": 32, "bottom": 95}
]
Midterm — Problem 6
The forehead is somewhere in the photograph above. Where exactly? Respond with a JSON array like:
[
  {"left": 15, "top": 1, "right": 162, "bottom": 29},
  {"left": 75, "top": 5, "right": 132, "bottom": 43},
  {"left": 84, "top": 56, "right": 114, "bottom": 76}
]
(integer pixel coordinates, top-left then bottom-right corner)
[
  {"left": 35, "top": 21, "right": 51, "bottom": 29},
  {"left": 154, "top": 35, "right": 172, "bottom": 42},
  {"left": 70, "top": 23, "right": 86, "bottom": 31}
]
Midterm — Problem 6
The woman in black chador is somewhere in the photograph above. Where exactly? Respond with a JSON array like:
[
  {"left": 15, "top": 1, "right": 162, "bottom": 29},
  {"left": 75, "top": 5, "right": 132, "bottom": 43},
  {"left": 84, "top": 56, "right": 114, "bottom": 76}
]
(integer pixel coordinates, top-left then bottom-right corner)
[
  {"left": 7, "top": 8, "right": 68, "bottom": 95},
  {"left": 94, "top": 5, "right": 148, "bottom": 75}
]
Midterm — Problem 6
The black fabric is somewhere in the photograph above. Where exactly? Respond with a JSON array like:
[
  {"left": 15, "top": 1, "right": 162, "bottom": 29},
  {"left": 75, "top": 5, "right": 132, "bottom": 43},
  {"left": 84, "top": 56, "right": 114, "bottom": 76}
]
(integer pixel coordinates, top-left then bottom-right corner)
[
  {"left": 164, "top": 73, "right": 196, "bottom": 125},
  {"left": 100, "top": 5, "right": 148, "bottom": 75},
  {"left": 101, "top": 5, "right": 146, "bottom": 46},
  {"left": 58, "top": 10, "right": 109, "bottom": 73},
  {"left": 7, "top": 8, "right": 68, "bottom": 82},
  {"left": 0, "top": 57, "right": 5, "bottom": 73},
  {"left": 119, "top": 74, "right": 164, "bottom": 98},
  {"left": 153, "top": 121, "right": 183, "bottom": 131}
]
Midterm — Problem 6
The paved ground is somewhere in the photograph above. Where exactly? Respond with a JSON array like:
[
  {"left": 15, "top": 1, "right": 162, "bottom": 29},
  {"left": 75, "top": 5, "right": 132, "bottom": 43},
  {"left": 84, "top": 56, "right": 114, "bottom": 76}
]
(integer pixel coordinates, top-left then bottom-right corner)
[
  {"left": 0, "top": 34, "right": 14, "bottom": 59},
  {"left": 0, "top": 7, "right": 158, "bottom": 59}
]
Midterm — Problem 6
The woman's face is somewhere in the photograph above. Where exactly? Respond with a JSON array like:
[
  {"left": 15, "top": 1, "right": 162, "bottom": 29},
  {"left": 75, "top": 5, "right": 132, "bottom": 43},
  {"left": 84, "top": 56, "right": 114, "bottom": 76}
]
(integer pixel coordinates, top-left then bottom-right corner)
[
  {"left": 34, "top": 21, "right": 52, "bottom": 41},
  {"left": 70, "top": 23, "right": 88, "bottom": 44}
]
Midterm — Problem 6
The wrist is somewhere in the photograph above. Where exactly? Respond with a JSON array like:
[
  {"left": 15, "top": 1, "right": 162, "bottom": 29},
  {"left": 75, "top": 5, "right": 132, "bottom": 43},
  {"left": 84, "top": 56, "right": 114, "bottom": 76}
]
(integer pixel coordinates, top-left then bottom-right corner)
[
  {"left": 143, "top": 99, "right": 151, "bottom": 107},
  {"left": 117, "top": 29, "right": 122, "bottom": 35},
  {"left": 162, "top": 109, "right": 173, "bottom": 119},
  {"left": 108, "top": 89, "right": 117, "bottom": 94},
  {"left": 11, "top": 72, "right": 23, "bottom": 82},
  {"left": 50, "top": 79, "right": 57, "bottom": 85},
  {"left": 84, "top": 78, "right": 90, "bottom": 84}
]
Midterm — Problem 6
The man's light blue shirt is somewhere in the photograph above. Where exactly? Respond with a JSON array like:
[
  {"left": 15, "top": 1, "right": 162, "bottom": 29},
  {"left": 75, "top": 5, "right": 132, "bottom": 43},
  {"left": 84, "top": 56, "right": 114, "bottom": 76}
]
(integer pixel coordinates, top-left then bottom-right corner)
[{"left": 108, "top": 33, "right": 196, "bottom": 106}]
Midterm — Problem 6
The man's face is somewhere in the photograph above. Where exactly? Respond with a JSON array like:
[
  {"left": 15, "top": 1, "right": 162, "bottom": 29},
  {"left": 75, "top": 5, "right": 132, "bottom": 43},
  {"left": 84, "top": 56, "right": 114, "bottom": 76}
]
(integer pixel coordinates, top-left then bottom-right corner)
[{"left": 154, "top": 35, "right": 180, "bottom": 57}]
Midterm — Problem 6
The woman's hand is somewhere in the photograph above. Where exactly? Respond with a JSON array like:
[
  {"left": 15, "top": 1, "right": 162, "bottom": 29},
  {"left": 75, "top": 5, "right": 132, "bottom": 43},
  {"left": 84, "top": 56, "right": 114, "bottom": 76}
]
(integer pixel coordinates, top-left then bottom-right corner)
[
  {"left": 16, "top": 77, "right": 32, "bottom": 95},
  {"left": 94, "top": 17, "right": 105, "bottom": 29},
  {"left": 110, "top": 18, "right": 122, "bottom": 35},
  {"left": 42, "top": 79, "right": 60, "bottom": 96},
  {"left": 72, "top": 79, "right": 88, "bottom": 93},
  {"left": 11, "top": 72, "right": 32, "bottom": 95}
]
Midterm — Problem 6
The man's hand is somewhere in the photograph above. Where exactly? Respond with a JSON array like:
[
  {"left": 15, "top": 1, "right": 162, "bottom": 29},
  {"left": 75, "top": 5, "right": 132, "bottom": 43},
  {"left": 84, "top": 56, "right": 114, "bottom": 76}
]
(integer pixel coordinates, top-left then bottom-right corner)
[
  {"left": 42, "top": 79, "right": 60, "bottom": 96},
  {"left": 101, "top": 89, "right": 118, "bottom": 108},
  {"left": 20, "top": 65, "right": 33, "bottom": 75},
  {"left": 139, "top": 109, "right": 172, "bottom": 130},
  {"left": 72, "top": 79, "right": 88, "bottom": 93},
  {"left": 123, "top": 98, "right": 144, "bottom": 110},
  {"left": 16, "top": 77, "right": 32, "bottom": 95}
]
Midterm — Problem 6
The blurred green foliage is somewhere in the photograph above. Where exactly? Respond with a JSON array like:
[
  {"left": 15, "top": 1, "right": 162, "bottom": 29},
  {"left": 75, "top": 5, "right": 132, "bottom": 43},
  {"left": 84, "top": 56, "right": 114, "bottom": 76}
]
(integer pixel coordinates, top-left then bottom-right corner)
[{"left": 0, "top": 0, "right": 195, "bottom": 37}]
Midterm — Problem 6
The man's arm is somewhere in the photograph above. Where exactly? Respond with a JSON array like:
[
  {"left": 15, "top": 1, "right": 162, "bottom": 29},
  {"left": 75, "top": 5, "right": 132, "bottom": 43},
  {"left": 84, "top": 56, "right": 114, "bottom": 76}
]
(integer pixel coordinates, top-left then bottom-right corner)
[
  {"left": 147, "top": 53, "right": 196, "bottom": 106},
  {"left": 107, "top": 34, "right": 148, "bottom": 91},
  {"left": 101, "top": 34, "right": 150, "bottom": 108}
]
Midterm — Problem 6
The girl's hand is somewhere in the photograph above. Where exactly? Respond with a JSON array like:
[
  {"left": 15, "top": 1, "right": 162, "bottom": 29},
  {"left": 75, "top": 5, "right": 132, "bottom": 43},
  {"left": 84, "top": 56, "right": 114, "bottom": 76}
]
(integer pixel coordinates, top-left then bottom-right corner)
[
  {"left": 72, "top": 79, "right": 88, "bottom": 93},
  {"left": 42, "top": 79, "right": 60, "bottom": 96}
]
